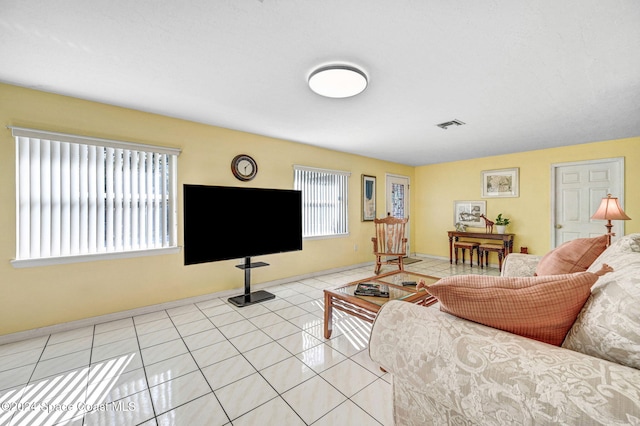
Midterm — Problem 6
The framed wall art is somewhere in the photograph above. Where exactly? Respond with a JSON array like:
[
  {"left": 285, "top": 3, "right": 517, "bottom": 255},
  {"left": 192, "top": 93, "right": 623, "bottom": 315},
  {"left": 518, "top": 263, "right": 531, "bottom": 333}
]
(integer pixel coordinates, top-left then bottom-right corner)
[
  {"left": 482, "top": 167, "right": 519, "bottom": 198},
  {"left": 453, "top": 200, "right": 486, "bottom": 228},
  {"left": 362, "top": 174, "right": 376, "bottom": 221}
]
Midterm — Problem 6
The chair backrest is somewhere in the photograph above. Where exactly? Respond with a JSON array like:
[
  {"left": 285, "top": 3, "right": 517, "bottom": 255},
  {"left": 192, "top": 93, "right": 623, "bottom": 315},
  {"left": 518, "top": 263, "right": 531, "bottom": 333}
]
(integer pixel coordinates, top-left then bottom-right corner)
[{"left": 373, "top": 216, "right": 408, "bottom": 255}]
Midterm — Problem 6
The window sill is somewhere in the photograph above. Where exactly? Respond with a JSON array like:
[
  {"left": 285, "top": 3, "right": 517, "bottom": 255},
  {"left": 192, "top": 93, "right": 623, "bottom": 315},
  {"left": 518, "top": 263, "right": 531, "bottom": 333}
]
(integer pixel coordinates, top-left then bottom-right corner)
[
  {"left": 11, "top": 247, "right": 181, "bottom": 268},
  {"left": 303, "top": 233, "right": 350, "bottom": 241}
]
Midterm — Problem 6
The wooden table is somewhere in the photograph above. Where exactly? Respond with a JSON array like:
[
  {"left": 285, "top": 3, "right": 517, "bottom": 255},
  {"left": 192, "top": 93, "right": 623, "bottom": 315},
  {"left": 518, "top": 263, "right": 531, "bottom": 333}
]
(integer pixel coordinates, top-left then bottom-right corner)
[
  {"left": 448, "top": 231, "right": 515, "bottom": 264},
  {"left": 323, "top": 270, "right": 439, "bottom": 338}
]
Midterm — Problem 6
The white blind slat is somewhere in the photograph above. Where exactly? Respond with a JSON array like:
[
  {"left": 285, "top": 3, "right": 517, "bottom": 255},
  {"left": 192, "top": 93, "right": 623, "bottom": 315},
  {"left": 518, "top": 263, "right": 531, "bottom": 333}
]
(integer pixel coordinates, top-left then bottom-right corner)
[
  {"left": 79, "top": 144, "right": 89, "bottom": 253},
  {"left": 114, "top": 148, "right": 124, "bottom": 251},
  {"left": 145, "top": 153, "right": 153, "bottom": 247},
  {"left": 161, "top": 154, "right": 168, "bottom": 247},
  {"left": 29, "top": 138, "right": 41, "bottom": 258},
  {"left": 70, "top": 143, "right": 80, "bottom": 254},
  {"left": 131, "top": 150, "right": 139, "bottom": 250},
  {"left": 50, "top": 141, "right": 61, "bottom": 257},
  {"left": 60, "top": 142, "right": 71, "bottom": 256},
  {"left": 154, "top": 155, "right": 161, "bottom": 246},
  {"left": 138, "top": 151, "right": 146, "bottom": 249},
  {"left": 88, "top": 145, "right": 97, "bottom": 253},
  {"left": 106, "top": 147, "right": 115, "bottom": 252},
  {"left": 17, "top": 137, "right": 30, "bottom": 259},
  {"left": 96, "top": 146, "right": 105, "bottom": 253},
  {"left": 123, "top": 149, "right": 131, "bottom": 250},
  {"left": 39, "top": 140, "right": 51, "bottom": 258}
]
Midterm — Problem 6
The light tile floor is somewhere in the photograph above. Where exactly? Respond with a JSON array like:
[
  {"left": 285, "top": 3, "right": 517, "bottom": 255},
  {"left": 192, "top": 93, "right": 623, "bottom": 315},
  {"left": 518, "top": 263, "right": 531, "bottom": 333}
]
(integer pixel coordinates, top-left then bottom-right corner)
[{"left": 0, "top": 257, "right": 499, "bottom": 426}]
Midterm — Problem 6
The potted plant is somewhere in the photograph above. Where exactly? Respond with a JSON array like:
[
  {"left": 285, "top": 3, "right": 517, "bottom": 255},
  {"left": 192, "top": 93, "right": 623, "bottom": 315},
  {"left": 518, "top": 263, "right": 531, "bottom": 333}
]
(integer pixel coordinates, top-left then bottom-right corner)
[{"left": 495, "top": 214, "right": 510, "bottom": 234}]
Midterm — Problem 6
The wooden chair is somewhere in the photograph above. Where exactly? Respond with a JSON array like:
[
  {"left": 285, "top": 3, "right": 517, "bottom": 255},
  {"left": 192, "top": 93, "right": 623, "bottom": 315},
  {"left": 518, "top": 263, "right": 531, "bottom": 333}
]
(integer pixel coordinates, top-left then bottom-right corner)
[{"left": 372, "top": 216, "right": 408, "bottom": 274}]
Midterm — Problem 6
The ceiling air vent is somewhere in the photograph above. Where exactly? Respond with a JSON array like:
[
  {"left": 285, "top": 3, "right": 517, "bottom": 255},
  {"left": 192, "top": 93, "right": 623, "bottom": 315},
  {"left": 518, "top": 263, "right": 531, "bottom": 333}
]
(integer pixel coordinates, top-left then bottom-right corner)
[{"left": 436, "top": 119, "right": 465, "bottom": 130}]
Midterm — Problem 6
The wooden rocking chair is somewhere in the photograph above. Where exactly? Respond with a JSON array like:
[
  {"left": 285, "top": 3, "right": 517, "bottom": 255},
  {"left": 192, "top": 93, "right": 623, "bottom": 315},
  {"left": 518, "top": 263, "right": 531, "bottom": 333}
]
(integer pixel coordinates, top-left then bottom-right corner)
[{"left": 371, "top": 216, "right": 409, "bottom": 275}]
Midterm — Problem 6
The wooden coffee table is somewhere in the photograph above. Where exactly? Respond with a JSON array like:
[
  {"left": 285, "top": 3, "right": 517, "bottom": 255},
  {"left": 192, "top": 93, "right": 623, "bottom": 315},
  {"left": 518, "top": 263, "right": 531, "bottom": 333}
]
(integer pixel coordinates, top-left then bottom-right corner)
[{"left": 323, "top": 270, "right": 439, "bottom": 338}]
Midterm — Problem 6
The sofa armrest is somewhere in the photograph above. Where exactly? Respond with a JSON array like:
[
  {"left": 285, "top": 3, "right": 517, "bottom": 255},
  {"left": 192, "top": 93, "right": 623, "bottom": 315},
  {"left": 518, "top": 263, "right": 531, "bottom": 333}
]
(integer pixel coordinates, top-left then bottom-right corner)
[
  {"left": 500, "top": 253, "right": 542, "bottom": 276},
  {"left": 369, "top": 300, "right": 640, "bottom": 425}
]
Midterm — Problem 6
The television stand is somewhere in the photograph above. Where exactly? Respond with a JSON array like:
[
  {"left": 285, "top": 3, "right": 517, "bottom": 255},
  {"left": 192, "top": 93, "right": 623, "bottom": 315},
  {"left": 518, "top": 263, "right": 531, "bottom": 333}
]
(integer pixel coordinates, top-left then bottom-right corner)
[{"left": 228, "top": 257, "right": 275, "bottom": 307}]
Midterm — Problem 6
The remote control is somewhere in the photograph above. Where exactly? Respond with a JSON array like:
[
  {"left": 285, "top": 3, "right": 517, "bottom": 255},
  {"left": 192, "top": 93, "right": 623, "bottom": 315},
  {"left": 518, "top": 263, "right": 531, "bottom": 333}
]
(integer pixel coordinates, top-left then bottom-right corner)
[{"left": 402, "top": 281, "right": 417, "bottom": 286}]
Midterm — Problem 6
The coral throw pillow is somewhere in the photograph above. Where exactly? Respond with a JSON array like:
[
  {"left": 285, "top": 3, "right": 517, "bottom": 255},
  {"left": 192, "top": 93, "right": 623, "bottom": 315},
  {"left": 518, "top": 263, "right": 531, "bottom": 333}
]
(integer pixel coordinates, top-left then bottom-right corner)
[
  {"left": 535, "top": 235, "right": 607, "bottom": 276},
  {"left": 427, "top": 273, "right": 599, "bottom": 346}
]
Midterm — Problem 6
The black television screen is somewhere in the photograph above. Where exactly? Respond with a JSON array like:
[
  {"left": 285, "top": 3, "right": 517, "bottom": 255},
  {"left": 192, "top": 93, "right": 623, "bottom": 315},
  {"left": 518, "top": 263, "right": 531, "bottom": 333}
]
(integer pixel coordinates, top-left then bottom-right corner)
[{"left": 183, "top": 184, "right": 303, "bottom": 265}]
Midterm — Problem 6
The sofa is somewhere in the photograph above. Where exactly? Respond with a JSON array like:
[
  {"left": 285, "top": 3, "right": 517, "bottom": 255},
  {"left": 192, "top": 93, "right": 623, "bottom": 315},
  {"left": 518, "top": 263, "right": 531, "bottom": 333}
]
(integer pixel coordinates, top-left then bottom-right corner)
[{"left": 369, "top": 233, "right": 640, "bottom": 425}]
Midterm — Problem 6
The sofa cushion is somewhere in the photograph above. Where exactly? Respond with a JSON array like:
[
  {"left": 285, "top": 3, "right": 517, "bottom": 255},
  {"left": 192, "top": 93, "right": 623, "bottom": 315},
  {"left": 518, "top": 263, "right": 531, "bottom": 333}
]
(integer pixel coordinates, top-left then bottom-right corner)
[
  {"left": 534, "top": 235, "right": 607, "bottom": 276},
  {"left": 562, "top": 233, "right": 640, "bottom": 369},
  {"left": 501, "top": 253, "right": 542, "bottom": 277},
  {"left": 427, "top": 272, "right": 599, "bottom": 346}
]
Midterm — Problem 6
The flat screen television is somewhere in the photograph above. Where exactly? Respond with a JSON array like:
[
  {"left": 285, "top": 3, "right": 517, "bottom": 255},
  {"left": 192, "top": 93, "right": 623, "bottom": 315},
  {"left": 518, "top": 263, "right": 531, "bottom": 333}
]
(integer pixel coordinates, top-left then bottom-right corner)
[{"left": 183, "top": 184, "right": 303, "bottom": 265}]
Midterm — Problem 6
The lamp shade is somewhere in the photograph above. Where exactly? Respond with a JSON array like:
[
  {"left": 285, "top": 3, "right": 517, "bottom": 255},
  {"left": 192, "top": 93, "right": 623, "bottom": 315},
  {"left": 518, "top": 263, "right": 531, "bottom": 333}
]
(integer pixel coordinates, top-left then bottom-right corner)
[{"left": 591, "top": 194, "right": 631, "bottom": 221}]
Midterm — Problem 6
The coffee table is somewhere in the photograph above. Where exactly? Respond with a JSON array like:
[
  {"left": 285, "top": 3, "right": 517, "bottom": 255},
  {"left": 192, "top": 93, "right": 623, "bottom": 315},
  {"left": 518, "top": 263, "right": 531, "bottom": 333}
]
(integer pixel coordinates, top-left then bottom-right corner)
[{"left": 323, "top": 270, "right": 439, "bottom": 338}]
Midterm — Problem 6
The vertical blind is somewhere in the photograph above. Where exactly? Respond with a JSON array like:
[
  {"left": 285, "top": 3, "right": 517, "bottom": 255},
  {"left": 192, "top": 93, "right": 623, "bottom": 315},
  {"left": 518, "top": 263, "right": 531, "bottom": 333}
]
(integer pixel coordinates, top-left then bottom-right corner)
[
  {"left": 11, "top": 127, "right": 180, "bottom": 262},
  {"left": 294, "top": 165, "right": 350, "bottom": 238}
]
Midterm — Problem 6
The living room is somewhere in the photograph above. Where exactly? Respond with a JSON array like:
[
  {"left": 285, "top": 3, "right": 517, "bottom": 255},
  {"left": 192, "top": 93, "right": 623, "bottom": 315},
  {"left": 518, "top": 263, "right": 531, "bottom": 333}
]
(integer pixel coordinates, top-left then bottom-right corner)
[
  {"left": 2, "top": 83, "right": 638, "bottom": 339},
  {"left": 2, "top": 1, "right": 640, "bottom": 425},
  {"left": 2, "top": 83, "right": 639, "bottom": 425}
]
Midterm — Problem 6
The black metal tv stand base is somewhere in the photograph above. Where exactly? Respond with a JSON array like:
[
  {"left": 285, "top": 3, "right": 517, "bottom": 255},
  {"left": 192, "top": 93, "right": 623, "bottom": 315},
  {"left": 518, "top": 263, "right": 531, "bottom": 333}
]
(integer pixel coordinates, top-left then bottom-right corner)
[{"left": 228, "top": 257, "right": 275, "bottom": 307}]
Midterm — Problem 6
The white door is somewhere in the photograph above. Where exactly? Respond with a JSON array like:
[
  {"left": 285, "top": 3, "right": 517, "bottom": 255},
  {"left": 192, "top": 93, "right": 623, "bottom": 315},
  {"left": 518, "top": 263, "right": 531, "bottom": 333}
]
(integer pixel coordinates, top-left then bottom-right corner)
[
  {"left": 552, "top": 158, "right": 625, "bottom": 247},
  {"left": 386, "top": 174, "right": 410, "bottom": 255}
]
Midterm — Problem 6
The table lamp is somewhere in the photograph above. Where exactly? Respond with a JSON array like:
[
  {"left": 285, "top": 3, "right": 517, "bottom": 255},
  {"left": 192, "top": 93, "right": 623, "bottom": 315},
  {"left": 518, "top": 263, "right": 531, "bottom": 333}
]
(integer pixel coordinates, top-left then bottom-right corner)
[{"left": 591, "top": 194, "right": 631, "bottom": 246}]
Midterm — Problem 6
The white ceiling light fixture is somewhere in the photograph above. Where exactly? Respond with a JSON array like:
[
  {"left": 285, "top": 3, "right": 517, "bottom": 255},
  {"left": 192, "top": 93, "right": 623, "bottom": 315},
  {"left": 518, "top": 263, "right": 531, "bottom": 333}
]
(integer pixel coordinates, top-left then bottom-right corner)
[{"left": 308, "top": 65, "right": 368, "bottom": 98}]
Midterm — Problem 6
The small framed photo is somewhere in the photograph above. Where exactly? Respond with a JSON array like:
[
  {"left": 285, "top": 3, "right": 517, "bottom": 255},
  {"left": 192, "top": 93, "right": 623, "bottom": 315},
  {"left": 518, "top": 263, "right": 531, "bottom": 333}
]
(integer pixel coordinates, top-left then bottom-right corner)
[
  {"left": 482, "top": 167, "right": 519, "bottom": 198},
  {"left": 454, "top": 200, "right": 486, "bottom": 228},
  {"left": 362, "top": 175, "right": 376, "bottom": 221}
]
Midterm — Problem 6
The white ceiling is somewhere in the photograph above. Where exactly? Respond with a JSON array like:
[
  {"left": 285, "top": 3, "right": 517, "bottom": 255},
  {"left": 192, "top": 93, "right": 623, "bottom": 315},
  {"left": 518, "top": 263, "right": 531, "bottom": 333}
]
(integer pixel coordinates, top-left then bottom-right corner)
[{"left": 1, "top": 0, "right": 639, "bottom": 166}]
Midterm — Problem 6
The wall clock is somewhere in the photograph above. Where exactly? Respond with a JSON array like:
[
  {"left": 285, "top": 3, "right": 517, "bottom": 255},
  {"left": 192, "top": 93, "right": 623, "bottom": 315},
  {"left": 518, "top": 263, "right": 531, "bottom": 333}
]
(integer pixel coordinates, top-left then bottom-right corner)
[{"left": 231, "top": 154, "right": 258, "bottom": 181}]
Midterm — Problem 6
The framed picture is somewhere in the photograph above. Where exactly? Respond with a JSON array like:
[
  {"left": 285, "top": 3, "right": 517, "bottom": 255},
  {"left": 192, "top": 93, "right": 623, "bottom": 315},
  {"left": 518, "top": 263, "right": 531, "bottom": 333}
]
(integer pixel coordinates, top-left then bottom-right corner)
[
  {"left": 453, "top": 200, "right": 486, "bottom": 228},
  {"left": 482, "top": 167, "right": 519, "bottom": 198},
  {"left": 362, "top": 175, "right": 376, "bottom": 221}
]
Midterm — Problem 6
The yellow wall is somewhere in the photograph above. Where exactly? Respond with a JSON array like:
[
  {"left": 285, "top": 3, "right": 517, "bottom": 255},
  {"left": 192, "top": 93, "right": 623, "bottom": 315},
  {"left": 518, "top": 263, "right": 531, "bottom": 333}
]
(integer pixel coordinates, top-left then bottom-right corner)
[
  {"left": 0, "top": 84, "right": 413, "bottom": 335},
  {"left": 1, "top": 83, "right": 638, "bottom": 337},
  {"left": 414, "top": 138, "right": 640, "bottom": 257}
]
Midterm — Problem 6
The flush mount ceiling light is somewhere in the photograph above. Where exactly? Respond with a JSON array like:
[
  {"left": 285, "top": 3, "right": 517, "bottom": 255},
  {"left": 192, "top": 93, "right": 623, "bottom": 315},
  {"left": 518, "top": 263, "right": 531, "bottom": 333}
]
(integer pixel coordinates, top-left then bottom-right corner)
[{"left": 308, "top": 66, "right": 368, "bottom": 98}]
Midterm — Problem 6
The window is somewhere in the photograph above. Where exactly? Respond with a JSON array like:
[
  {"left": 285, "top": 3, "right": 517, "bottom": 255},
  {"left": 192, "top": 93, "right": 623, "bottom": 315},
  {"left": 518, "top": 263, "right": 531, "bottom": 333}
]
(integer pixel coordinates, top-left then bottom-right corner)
[
  {"left": 10, "top": 127, "right": 180, "bottom": 267},
  {"left": 294, "top": 165, "right": 350, "bottom": 238}
]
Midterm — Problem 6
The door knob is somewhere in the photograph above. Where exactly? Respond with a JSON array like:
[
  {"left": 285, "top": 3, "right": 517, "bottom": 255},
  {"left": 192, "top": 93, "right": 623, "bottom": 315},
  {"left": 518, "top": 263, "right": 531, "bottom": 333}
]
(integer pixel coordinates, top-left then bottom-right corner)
[{"left": 555, "top": 224, "right": 562, "bottom": 229}]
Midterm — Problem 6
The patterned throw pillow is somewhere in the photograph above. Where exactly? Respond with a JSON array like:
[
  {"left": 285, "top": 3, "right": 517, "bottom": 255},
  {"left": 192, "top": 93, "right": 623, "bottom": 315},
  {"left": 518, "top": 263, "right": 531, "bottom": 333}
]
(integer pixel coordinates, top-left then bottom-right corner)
[
  {"left": 562, "top": 234, "right": 640, "bottom": 369},
  {"left": 535, "top": 235, "right": 607, "bottom": 275},
  {"left": 427, "top": 272, "right": 600, "bottom": 346}
]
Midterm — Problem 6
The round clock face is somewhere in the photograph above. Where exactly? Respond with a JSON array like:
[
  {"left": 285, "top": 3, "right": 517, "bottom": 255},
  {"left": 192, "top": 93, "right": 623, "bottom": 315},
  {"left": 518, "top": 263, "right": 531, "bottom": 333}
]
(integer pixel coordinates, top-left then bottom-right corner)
[{"left": 231, "top": 154, "right": 258, "bottom": 181}]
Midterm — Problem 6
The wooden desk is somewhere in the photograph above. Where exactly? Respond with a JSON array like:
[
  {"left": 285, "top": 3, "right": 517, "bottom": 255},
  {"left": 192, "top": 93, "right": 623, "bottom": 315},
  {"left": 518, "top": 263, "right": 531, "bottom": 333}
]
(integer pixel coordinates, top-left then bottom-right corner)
[{"left": 448, "top": 231, "right": 515, "bottom": 264}]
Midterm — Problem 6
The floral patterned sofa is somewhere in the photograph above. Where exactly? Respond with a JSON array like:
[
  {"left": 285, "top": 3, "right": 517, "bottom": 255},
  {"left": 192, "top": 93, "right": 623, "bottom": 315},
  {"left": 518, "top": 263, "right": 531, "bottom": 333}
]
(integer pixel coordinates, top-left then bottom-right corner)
[{"left": 369, "top": 233, "right": 640, "bottom": 425}]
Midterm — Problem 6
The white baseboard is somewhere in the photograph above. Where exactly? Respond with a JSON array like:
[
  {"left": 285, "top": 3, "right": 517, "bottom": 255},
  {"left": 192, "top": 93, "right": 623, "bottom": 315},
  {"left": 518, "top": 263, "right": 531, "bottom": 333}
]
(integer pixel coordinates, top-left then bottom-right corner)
[
  {"left": 413, "top": 253, "right": 449, "bottom": 261},
  {"left": 0, "top": 261, "right": 374, "bottom": 346}
]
